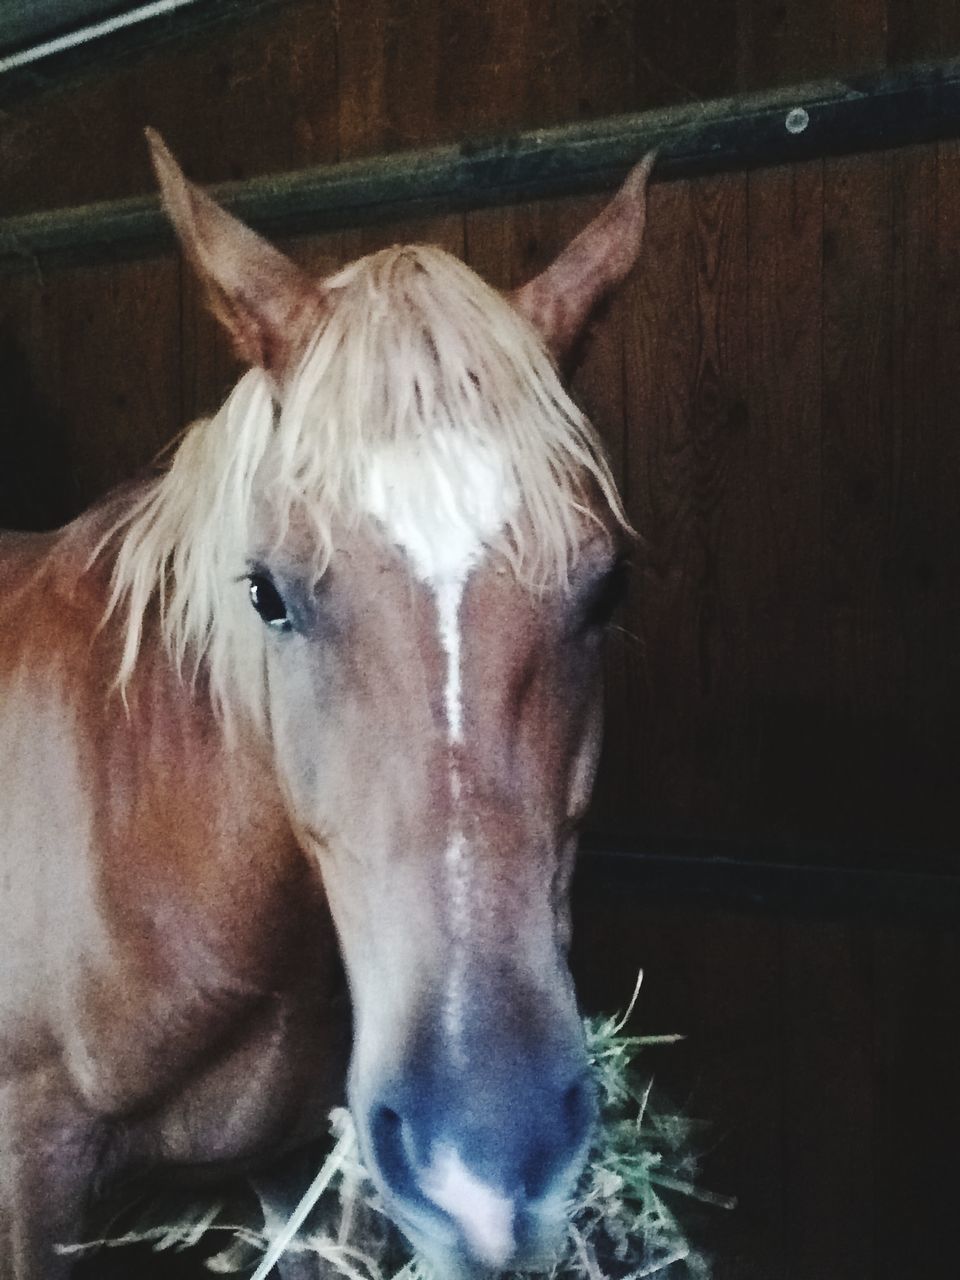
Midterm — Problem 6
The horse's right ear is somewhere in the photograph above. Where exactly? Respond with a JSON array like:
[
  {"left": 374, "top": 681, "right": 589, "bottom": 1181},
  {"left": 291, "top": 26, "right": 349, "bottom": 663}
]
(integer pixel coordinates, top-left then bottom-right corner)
[
  {"left": 512, "top": 152, "right": 655, "bottom": 371},
  {"left": 147, "top": 129, "right": 318, "bottom": 380}
]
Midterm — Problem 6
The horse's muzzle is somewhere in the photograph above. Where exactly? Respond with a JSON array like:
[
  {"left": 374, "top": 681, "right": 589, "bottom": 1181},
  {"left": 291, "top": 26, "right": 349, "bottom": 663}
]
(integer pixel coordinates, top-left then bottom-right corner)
[{"left": 360, "top": 1049, "right": 595, "bottom": 1273}]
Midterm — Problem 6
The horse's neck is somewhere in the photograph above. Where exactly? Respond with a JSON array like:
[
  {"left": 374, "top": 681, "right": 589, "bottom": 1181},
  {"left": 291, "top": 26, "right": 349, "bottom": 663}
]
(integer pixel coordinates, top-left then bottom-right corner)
[{"left": 1, "top": 498, "right": 316, "bottom": 995}]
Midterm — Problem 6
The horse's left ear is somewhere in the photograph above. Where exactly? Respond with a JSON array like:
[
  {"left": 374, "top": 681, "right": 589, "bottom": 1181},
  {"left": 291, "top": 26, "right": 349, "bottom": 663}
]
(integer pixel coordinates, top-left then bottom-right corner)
[
  {"left": 512, "top": 152, "right": 656, "bottom": 370},
  {"left": 146, "top": 128, "right": 318, "bottom": 379}
]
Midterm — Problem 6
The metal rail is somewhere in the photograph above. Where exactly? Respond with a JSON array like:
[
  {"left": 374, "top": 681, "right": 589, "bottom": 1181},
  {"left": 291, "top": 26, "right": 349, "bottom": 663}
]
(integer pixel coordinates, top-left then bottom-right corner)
[{"left": 3, "top": 59, "right": 960, "bottom": 272}]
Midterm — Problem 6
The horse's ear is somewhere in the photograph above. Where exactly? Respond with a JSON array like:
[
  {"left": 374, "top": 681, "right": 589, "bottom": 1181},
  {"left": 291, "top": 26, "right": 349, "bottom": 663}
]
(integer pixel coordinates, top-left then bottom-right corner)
[
  {"left": 512, "top": 152, "right": 656, "bottom": 370},
  {"left": 146, "top": 129, "right": 318, "bottom": 378}
]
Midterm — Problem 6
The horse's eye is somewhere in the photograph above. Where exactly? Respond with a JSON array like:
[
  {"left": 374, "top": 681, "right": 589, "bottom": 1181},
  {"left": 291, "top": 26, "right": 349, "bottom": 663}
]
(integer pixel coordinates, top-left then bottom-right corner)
[
  {"left": 582, "top": 559, "right": 629, "bottom": 629},
  {"left": 248, "top": 574, "right": 290, "bottom": 630}
]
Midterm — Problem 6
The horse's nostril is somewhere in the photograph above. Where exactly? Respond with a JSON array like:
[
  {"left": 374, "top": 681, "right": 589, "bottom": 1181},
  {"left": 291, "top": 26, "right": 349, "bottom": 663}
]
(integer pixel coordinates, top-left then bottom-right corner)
[
  {"left": 376, "top": 1104, "right": 401, "bottom": 1132},
  {"left": 521, "top": 1074, "right": 595, "bottom": 1202},
  {"left": 370, "top": 1103, "right": 419, "bottom": 1201}
]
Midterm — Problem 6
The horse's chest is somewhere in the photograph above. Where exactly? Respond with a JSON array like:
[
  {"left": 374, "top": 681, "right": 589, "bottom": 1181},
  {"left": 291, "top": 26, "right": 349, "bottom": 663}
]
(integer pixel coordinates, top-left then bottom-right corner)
[{"left": 117, "top": 985, "right": 350, "bottom": 1175}]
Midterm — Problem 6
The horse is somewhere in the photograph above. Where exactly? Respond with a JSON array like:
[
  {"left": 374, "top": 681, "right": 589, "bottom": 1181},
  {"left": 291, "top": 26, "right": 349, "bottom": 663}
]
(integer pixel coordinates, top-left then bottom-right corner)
[{"left": 0, "top": 132, "right": 652, "bottom": 1279}]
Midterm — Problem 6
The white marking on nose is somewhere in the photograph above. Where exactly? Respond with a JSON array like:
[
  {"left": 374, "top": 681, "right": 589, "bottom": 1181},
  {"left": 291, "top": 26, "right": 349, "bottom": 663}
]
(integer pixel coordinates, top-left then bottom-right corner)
[
  {"left": 442, "top": 831, "right": 470, "bottom": 1047},
  {"left": 435, "top": 576, "right": 466, "bottom": 742},
  {"left": 420, "top": 1145, "right": 515, "bottom": 1270}
]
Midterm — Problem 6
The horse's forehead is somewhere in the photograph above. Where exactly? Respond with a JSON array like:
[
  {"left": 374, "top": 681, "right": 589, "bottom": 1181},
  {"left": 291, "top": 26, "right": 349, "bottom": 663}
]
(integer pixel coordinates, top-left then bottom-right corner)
[{"left": 361, "top": 435, "right": 519, "bottom": 588}]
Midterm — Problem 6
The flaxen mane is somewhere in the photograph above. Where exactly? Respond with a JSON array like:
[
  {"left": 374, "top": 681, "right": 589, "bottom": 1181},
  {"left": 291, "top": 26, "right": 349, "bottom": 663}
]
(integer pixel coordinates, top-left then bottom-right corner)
[{"left": 108, "top": 245, "right": 627, "bottom": 723}]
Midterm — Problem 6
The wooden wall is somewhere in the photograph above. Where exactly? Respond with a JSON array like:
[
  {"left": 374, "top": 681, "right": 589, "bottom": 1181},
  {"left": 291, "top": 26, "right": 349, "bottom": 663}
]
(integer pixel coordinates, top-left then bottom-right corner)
[
  {"left": 4, "top": 0, "right": 960, "bottom": 217},
  {"left": 2, "top": 5, "right": 959, "bottom": 1278}
]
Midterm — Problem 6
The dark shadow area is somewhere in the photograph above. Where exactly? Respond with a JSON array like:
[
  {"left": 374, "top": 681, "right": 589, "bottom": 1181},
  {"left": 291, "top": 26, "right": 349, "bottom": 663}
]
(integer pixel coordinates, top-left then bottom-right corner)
[{"left": 0, "top": 327, "right": 77, "bottom": 530}]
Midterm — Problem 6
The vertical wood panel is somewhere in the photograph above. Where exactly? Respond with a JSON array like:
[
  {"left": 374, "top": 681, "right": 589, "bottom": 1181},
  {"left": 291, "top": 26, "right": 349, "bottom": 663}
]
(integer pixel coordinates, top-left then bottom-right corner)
[
  {"left": 339, "top": 0, "right": 445, "bottom": 155},
  {"left": 632, "top": 0, "right": 740, "bottom": 109},
  {"left": 620, "top": 176, "right": 699, "bottom": 830},
  {"left": 737, "top": 0, "right": 885, "bottom": 91},
  {"left": 917, "top": 140, "right": 960, "bottom": 854},
  {"left": 737, "top": 0, "right": 846, "bottom": 89},
  {"left": 0, "top": 270, "right": 76, "bottom": 529},
  {"left": 873, "top": 926, "right": 960, "bottom": 1279},
  {"left": 886, "top": 0, "right": 960, "bottom": 65},
  {"left": 683, "top": 173, "right": 751, "bottom": 833},
  {"left": 886, "top": 144, "right": 950, "bottom": 853},
  {"left": 8, "top": 0, "right": 960, "bottom": 220},
  {"left": 781, "top": 924, "right": 875, "bottom": 1278},
  {"left": 40, "top": 259, "right": 181, "bottom": 511},
  {"left": 1, "top": 2, "right": 341, "bottom": 216},
  {"left": 614, "top": 174, "right": 751, "bottom": 837},
  {"left": 821, "top": 154, "right": 909, "bottom": 850},
  {"left": 743, "top": 160, "right": 824, "bottom": 843},
  {"left": 338, "top": 0, "right": 638, "bottom": 156}
]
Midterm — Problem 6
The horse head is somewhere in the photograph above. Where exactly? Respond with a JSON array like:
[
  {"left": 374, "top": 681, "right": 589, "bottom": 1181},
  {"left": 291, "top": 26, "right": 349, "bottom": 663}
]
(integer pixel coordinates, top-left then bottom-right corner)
[{"left": 118, "top": 134, "right": 652, "bottom": 1277}]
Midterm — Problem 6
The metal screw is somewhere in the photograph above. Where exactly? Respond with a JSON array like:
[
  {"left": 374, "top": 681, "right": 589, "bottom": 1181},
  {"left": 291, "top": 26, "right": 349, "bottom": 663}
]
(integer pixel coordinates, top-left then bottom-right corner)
[{"left": 785, "top": 107, "right": 810, "bottom": 135}]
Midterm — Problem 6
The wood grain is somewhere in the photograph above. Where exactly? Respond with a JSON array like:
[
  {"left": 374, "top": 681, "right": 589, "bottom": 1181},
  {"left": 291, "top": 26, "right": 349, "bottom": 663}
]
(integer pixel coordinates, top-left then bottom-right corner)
[
  {"left": 614, "top": 173, "right": 754, "bottom": 840},
  {"left": 11, "top": 258, "right": 182, "bottom": 517},
  {"left": 780, "top": 922, "right": 875, "bottom": 1278},
  {"left": 741, "top": 159, "right": 824, "bottom": 845},
  {"left": 873, "top": 924, "right": 960, "bottom": 1279},
  {"left": 0, "top": 268, "right": 75, "bottom": 528},
  {"left": 820, "top": 153, "right": 908, "bottom": 851}
]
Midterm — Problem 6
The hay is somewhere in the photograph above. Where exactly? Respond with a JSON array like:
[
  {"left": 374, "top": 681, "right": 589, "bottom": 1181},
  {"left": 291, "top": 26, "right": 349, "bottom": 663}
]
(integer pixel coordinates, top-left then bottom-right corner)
[{"left": 61, "top": 976, "right": 734, "bottom": 1278}]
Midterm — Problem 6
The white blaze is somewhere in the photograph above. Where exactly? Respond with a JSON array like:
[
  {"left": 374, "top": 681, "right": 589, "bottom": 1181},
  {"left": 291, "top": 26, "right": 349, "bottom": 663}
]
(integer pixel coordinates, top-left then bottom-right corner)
[
  {"left": 420, "top": 1145, "right": 516, "bottom": 1269},
  {"left": 364, "top": 434, "right": 517, "bottom": 1048},
  {"left": 364, "top": 434, "right": 520, "bottom": 1262},
  {"left": 364, "top": 432, "right": 515, "bottom": 741}
]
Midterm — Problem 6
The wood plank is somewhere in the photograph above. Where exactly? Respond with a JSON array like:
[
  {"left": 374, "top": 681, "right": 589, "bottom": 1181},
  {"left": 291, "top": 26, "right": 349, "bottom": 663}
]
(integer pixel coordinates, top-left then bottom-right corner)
[
  {"left": 741, "top": 159, "right": 824, "bottom": 845},
  {"left": 157, "top": 0, "right": 340, "bottom": 179},
  {"left": 1, "top": 1, "right": 340, "bottom": 219},
  {"left": 873, "top": 924, "right": 960, "bottom": 1279},
  {"left": 832, "top": 0, "right": 887, "bottom": 74},
  {"left": 337, "top": 0, "right": 444, "bottom": 157},
  {"left": 333, "top": 0, "right": 638, "bottom": 154},
  {"left": 573, "top": 0, "right": 637, "bottom": 120},
  {"left": 46, "top": 257, "right": 181, "bottom": 510},
  {"left": 0, "top": 267, "right": 75, "bottom": 529},
  {"left": 887, "top": 0, "right": 960, "bottom": 67},
  {"left": 737, "top": 0, "right": 889, "bottom": 90},
  {"left": 781, "top": 921, "right": 875, "bottom": 1278},
  {"left": 886, "top": 144, "right": 955, "bottom": 856},
  {"left": 737, "top": 0, "right": 845, "bottom": 90},
  {"left": 913, "top": 139, "right": 960, "bottom": 853},
  {"left": 632, "top": 0, "right": 740, "bottom": 109},
  {"left": 681, "top": 171, "right": 751, "bottom": 836},
  {"left": 820, "top": 152, "right": 910, "bottom": 851},
  {"left": 614, "top": 172, "right": 751, "bottom": 840},
  {"left": 0, "top": 0, "right": 289, "bottom": 109},
  {"left": 618, "top": 174, "right": 699, "bottom": 833}
]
